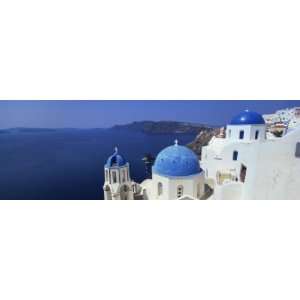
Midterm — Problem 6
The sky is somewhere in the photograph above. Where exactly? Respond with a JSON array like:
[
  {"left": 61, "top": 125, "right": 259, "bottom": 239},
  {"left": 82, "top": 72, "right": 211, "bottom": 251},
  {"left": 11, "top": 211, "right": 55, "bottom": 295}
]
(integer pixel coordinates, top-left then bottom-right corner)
[{"left": 0, "top": 100, "right": 299, "bottom": 129}]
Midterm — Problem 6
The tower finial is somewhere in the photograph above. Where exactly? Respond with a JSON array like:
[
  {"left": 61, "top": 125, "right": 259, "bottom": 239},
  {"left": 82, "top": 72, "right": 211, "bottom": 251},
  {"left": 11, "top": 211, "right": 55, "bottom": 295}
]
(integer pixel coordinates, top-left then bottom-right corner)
[
  {"left": 114, "top": 146, "right": 118, "bottom": 153},
  {"left": 174, "top": 139, "right": 178, "bottom": 146}
]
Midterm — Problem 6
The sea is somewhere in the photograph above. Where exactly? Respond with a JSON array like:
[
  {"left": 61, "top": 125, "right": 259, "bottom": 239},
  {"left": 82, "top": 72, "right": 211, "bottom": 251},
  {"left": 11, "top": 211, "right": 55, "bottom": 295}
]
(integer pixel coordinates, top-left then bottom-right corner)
[{"left": 0, "top": 128, "right": 196, "bottom": 199}]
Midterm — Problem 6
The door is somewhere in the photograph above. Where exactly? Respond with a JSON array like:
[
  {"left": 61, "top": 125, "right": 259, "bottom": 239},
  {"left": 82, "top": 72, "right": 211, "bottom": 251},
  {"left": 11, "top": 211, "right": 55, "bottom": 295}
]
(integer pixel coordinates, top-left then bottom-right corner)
[{"left": 240, "top": 164, "right": 247, "bottom": 183}]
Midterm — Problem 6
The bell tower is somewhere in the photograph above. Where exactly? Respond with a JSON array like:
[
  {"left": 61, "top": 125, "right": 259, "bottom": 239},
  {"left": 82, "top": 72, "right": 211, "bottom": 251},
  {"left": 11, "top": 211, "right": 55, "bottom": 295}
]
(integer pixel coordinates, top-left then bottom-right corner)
[{"left": 103, "top": 147, "right": 134, "bottom": 200}]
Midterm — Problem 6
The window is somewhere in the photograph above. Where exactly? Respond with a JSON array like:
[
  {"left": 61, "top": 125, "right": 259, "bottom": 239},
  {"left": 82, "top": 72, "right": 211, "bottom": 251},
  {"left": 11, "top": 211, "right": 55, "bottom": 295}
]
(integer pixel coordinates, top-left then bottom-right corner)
[
  {"left": 239, "top": 130, "right": 244, "bottom": 139},
  {"left": 228, "top": 129, "right": 231, "bottom": 138},
  {"left": 233, "top": 150, "right": 238, "bottom": 161},
  {"left": 112, "top": 171, "right": 117, "bottom": 183},
  {"left": 158, "top": 182, "right": 163, "bottom": 196},
  {"left": 177, "top": 185, "right": 184, "bottom": 198},
  {"left": 255, "top": 130, "right": 259, "bottom": 140},
  {"left": 295, "top": 142, "right": 300, "bottom": 158}
]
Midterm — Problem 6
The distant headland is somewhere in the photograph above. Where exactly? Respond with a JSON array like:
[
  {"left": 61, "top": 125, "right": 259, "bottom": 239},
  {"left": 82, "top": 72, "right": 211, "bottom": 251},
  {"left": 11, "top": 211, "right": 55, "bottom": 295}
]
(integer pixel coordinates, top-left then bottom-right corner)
[{"left": 111, "top": 120, "right": 220, "bottom": 135}]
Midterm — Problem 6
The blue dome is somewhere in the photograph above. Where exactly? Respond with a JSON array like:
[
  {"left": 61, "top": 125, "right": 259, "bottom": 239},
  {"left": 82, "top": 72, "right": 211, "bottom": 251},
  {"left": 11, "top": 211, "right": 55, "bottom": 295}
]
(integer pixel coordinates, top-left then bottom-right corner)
[
  {"left": 105, "top": 147, "right": 127, "bottom": 168},
  {"left": 152, "top": 141, "right": 201, "bottom": 177},
  {"left": 230, "top": 110, "right": 265, "bottom": 125}
]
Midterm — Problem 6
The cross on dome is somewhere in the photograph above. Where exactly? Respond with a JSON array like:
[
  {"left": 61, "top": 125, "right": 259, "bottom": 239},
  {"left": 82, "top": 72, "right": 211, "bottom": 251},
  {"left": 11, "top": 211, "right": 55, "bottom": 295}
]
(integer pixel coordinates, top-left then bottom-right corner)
[
  {"left": 114, "top": 146, "right": 118, "bottom": 153},
  {"left": 174, "top": 139, "right": 178, "bottom": 146}
]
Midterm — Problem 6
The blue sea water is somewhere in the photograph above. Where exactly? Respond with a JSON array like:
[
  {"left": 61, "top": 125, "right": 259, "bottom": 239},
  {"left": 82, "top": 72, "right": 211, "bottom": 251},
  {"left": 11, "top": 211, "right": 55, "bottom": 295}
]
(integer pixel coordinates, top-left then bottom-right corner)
[{"left": 0, "top": 129, "right": 195, "bottom": 199}]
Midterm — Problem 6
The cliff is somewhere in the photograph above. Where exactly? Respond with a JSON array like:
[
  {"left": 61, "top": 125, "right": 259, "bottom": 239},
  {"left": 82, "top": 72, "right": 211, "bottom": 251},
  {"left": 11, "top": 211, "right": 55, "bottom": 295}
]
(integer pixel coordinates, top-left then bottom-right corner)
[
  {"left": 112, "top": 121, "right": 213, "bottom": 135},
  {"left": 187, "top": 128, "right": 221, "bottom": 158}
]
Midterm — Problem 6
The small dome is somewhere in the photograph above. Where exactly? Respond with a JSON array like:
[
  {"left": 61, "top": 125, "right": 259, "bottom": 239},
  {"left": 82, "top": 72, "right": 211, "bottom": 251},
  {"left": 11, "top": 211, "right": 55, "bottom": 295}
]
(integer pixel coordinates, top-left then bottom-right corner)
[
  {"left": 105, "top": 147, "right": 127, "bottom": 168},
  {"left": 230, "top": 110, "right": 265, "bottom": 125},
  {"left": 152, "top": 140, "right": 202, "bottom": 177}
]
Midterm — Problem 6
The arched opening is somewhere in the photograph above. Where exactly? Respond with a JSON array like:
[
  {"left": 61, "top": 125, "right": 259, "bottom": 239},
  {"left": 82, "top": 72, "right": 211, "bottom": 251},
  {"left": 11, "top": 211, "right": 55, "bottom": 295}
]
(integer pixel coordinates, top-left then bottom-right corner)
[
  {"left": 104, "top": 185, "right": 112, "bottom": 200},
  {"left": 177, "top": 185, "right": 184, "bottom": 198},
  {"left": 255, "top": 130, "right": 259, "bottom": 140},
  {"left": 112, "top": 171, "right": 117, "bottom": 183},
  {"left": 233, "top": 150, "right": 238, "bottom": 161},
  {"left": 158, "top": 182, "right": 163, "bottom": 196},
  {"left": 239, "top": 130, "right": 244, "bottom": 139},
  {"left": 120, "top": 185, "right": 130, "bottom": 200}
]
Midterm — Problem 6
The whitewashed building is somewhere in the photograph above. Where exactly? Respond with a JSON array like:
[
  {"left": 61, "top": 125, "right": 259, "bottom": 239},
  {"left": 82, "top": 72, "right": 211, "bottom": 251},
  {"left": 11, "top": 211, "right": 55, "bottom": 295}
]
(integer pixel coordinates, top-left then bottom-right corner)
[
  {"left": 263, "top": 107, "right": 300, "bottom": 128},
  {"left": 103, "top": 109, "right": 300, "bottom": 200},
  {"left": 201, "top": 110, "right": 300, "bottom": 200},
  {"left": 103, "top": 147, "right": 134, "bottom": 200},
  {"left": 103, "top": 141, "right": 205, "bottom": 200},
  {"left": 140, "top": 140, "right": 205, "bottom": 200}
]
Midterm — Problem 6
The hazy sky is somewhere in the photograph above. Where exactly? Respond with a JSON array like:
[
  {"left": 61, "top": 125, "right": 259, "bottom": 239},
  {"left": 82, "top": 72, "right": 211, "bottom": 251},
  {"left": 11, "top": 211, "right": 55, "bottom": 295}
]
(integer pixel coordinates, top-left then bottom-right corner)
[{"left": 0, "top": 100, "right": 299, "bottom": 129}]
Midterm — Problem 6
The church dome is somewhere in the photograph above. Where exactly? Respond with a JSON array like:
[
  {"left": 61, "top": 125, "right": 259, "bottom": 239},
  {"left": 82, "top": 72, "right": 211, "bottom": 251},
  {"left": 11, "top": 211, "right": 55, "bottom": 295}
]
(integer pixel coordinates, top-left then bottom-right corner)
[
  {"left": 230, "top": 110, "right": 265, "bottom": 125},
  {"left": 152, "top": 141, "right": 202, "bottom": 177},
  {"left": 105, "top": 147, "right": 127, "bottom": 168}
]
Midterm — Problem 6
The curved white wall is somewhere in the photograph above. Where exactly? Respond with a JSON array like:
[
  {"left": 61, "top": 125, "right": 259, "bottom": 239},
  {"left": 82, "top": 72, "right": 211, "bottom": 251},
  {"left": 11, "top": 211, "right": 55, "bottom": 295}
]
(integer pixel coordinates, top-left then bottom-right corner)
[{"left": 152, "top": 172, "right": 205, "bottom": 199}]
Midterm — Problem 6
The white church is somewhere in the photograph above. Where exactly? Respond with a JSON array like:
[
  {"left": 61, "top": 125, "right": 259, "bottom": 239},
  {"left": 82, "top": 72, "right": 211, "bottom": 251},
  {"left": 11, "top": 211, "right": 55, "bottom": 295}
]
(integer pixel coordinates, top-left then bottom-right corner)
[{"left": 103, "top": 110, "right": 300, "bottom": 200}]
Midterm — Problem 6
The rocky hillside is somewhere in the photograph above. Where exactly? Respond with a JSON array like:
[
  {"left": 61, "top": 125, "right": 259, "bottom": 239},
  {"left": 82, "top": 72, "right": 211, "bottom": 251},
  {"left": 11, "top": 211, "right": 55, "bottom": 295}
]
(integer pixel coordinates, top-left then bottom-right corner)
[{"left": 187, "top": 127, "right": 221, "bottom": 158}]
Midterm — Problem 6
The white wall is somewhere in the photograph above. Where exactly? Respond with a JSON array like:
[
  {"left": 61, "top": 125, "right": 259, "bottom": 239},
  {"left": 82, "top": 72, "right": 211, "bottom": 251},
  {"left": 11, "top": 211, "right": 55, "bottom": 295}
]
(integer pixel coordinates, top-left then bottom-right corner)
[
  {"left": 203, "top": 126, "right": 300, "bottom": 200},
  {"left": 214, "top": 182, "right": 243, "bottom": 200},
  {"left": 151, "top": 172, "right": 205, "bottom": 200},
  {"left": 201, "top": 138, "right": 251, "bottom": 185},
  {"left": 226, "top": 124, "right": 266, "bottom": 142},
  {"left": 243, "top": 128, "right": 300, "bottom": 199}
]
